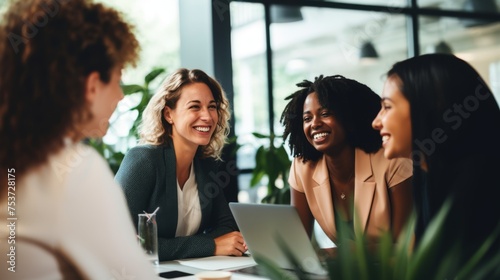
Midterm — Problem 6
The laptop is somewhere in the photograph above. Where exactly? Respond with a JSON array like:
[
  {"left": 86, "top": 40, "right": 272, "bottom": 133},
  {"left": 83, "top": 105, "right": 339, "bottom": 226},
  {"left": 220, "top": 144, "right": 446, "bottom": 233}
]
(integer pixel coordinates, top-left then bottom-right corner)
[{"left": 229, "top": 202, "right": 328, "bottom": 276}]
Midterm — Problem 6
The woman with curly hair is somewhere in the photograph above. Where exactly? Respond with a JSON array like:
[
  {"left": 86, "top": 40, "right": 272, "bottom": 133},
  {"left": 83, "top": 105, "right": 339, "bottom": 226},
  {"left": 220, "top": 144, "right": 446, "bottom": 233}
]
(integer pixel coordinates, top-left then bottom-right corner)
[
  {"left": 115, "top": 68, "right": 246, "bottom": 261},
  {"left": 281, "top": 75, "right": 413, "bottom": 249},
  {"left": 0, "top": 0, "right": 157, "bottom": 279}
]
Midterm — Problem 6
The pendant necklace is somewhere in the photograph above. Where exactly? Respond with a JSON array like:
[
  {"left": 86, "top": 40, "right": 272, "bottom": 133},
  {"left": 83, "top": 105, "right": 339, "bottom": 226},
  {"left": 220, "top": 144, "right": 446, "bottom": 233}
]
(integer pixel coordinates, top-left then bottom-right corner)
[{"left": 339, "top": 172, "right": 354, "bottom": 200}]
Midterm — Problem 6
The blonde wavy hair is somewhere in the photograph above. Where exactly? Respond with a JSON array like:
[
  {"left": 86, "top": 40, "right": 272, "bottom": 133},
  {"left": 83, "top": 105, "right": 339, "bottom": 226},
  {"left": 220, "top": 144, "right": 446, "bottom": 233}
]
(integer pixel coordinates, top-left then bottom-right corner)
[{"left": 139, "top": 68, "right": 230, "bottom": 160}]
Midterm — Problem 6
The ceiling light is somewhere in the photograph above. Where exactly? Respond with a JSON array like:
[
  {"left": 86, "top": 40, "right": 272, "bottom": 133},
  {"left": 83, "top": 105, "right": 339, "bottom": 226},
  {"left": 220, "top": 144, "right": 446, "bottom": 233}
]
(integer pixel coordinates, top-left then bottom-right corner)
[
  {"left": 270, "top": 5, "right": 303, "bottom": 23},
  {"left": 434, "top": 40, "right": 453, "bottom": 54},
  {"left": 359, "top": 41, "right": 379, "bottom": 59}
]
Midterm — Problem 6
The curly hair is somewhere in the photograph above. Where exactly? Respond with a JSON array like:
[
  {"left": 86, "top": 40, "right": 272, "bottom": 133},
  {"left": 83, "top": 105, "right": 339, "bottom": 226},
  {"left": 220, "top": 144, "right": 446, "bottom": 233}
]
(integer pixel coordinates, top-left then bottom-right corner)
[
  {"left": 0, "top": 0, "right": 139, "bottom": 182},
  {"left": 139, "top": 68, "right": 230, "bottom": 160},
  {"left": 281, "top": 75, "right": 382, "bottom": 162}
]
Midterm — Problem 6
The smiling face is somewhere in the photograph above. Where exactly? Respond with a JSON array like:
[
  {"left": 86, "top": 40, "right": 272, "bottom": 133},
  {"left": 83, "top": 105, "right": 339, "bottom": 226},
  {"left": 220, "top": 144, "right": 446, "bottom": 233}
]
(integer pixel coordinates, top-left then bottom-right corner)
[
  {"left": 372, "top": 75, "right": 412, "bottom": 159},
  {"left": 302, "top": 92, "right": 347, "bottom": 155},
  {"left": 164, "top": 82, "right": 218, "bottom": 151}
]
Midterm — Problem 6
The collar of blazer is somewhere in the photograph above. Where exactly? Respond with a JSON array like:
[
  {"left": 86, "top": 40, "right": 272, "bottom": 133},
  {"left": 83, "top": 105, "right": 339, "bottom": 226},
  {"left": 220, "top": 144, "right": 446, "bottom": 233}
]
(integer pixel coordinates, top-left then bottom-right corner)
[
  {"left": 311, "top": 148, "right": 376, "bottom": 241},
  {"left": 162, "top": 141, "right": 217, "bottom": 234}
]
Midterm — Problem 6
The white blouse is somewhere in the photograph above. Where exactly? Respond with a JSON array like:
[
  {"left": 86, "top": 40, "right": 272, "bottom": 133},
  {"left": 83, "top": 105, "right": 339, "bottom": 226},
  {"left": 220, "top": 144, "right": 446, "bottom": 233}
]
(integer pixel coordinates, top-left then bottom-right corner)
[
  {"left": 0, "top": 141, "right": 157, "bottom": 280},
  {"left": 175, "top": 163, "right": 202, "bottom": 237}
]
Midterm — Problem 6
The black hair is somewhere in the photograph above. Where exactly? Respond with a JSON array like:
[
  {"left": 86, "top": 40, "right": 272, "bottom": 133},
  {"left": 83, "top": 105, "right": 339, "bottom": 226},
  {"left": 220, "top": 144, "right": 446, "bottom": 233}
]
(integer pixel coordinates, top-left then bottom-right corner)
[
  {"left": 280, "top": 75, "right": 382, "bottom": 162},
  {"left": 387, "top": 54, "right": 500, "bottom": 260}
]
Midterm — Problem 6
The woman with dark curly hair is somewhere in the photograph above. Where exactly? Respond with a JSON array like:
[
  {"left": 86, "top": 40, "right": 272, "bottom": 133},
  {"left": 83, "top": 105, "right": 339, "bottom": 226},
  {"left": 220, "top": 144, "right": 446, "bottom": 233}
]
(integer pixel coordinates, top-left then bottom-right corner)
[
  {"left": 0, "top": 0, "right": 157, "bottom": 279},
  {"left": 115, "top": 68, "right": 246, "bottom": 261},
  {"left": 281, "top": 75, "right": 413, "bottom": 249}
]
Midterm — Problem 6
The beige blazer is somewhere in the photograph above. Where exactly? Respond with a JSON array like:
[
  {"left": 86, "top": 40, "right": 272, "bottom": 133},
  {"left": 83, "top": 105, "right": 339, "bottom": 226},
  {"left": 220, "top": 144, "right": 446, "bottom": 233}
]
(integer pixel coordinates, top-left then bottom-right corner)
[{"left": 289, "top": 148, "right": 412, "bottom": 243}]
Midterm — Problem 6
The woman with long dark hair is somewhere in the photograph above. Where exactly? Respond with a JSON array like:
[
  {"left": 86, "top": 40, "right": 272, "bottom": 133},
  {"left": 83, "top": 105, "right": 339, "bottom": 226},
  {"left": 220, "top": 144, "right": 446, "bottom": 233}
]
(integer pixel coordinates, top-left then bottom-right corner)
[{"left": 373, "top": 53, "right": 500, "bottom": 269}]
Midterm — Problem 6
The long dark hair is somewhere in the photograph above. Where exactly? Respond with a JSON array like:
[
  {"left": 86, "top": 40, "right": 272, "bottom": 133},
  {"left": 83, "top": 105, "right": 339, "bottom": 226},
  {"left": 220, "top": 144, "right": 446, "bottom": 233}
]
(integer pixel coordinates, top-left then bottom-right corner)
[
  {"left": 388, "top": 54, "right": 500, "bottom": 255},
  {"left": 281, "top": 75, "right": 382, "bottom": 162}
]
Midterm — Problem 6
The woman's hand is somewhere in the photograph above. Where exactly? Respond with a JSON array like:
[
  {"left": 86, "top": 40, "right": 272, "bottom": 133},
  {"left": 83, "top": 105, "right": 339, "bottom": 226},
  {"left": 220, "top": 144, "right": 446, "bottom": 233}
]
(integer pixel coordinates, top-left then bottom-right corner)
[
  {"left": 318, "top": 247, "right": 338, "bottom": 261},
  {"left": 214, "top": 231, "right": 248, "bottom": 256}
]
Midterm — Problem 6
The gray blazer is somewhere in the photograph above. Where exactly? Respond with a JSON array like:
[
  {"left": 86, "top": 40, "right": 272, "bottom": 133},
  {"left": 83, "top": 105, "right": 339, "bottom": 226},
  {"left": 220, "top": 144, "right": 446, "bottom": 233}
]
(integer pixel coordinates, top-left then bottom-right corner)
[{"left": 115, "top": 144, "right": 238, "bottom": 261}]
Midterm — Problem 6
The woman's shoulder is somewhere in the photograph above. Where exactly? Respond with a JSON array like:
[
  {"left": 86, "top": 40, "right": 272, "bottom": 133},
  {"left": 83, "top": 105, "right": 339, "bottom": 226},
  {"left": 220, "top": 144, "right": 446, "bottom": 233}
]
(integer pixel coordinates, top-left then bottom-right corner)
[
  {"left": 117, "top": 144, "right": 173, "bottom": 175},
  {"left": 366, "top": 148, "right": 411, "bottom": 167},
  {"left": 125, "top": 144, "right": 169, "bottom": 159},
  {"left": 64, "top": 141, "right": 109, "bottom": 171},
  {"left": 291, "top": 156, "right": 321, "bottom": 176},
  {"left": 128, "top": 143, "right": 167, "bottom": 152},
  {"left": 362, "top": 148, "right": 412, "bottom": 178},
  {"left": 57, "top": 142, "right": 116, "bottom": 186}
]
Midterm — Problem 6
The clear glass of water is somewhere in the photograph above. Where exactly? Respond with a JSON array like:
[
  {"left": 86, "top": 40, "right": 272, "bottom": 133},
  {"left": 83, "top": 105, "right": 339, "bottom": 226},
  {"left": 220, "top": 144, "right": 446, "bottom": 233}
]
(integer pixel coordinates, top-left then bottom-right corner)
[{"left": 138, "top": 213, "right": 159, "bottom": 265}]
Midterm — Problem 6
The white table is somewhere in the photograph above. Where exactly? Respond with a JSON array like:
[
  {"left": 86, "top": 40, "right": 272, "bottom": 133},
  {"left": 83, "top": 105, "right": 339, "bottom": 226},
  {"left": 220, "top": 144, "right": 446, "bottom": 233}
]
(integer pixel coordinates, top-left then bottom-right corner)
[{"left": 154, "top": 256, "right": 269, "bottom": 280}]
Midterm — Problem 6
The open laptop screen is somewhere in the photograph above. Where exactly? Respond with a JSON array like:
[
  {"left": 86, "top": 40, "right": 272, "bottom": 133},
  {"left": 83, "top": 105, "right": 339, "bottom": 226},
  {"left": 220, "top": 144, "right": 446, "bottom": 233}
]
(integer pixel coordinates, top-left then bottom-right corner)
[{"left": 229, "top": 202, "right": 327, "bottom": 276}]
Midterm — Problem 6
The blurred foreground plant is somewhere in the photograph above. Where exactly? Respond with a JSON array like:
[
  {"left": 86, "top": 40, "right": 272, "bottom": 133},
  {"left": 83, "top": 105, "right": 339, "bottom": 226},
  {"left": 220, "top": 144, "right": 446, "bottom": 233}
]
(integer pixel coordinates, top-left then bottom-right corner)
[{"left": 254, "top": 199, "right": 500, "bottom": 280}]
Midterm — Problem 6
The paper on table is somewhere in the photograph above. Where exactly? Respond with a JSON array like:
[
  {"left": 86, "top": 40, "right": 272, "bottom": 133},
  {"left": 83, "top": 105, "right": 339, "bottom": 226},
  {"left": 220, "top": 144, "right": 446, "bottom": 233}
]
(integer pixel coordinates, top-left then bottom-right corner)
[{"left": 177, "top": 256, "right": 257, "bottom": 270}]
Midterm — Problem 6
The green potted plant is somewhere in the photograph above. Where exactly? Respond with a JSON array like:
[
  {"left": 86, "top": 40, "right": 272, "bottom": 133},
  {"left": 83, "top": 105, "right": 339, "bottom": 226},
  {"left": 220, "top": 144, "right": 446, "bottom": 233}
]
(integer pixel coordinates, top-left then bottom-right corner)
[{"left": 249, "top": 132, "right": 291, "bottom": 204}]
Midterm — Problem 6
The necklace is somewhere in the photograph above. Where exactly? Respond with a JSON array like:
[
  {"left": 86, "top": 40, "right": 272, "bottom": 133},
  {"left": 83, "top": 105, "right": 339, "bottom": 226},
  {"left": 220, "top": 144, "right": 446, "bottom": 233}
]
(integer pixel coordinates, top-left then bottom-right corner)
[
  {"left": 340, "top": 192, "right": 347, "bottom": 200},
  {"left": 337, "top": 172, "right": 354, "bottom": 200}
]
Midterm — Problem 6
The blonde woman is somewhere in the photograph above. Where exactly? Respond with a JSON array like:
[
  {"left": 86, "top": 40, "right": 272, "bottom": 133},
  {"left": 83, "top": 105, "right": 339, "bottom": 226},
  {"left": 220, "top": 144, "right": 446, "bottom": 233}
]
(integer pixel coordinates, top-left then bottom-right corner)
[{"left": 116, "top": 68, "right": 247, "bottom": 261}]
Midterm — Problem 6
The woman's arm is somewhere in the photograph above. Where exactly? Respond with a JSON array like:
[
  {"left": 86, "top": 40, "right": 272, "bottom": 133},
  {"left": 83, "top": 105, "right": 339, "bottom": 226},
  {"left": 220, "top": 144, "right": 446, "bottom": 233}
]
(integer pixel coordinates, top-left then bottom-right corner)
[
  {"left": 155, "top": 188, "right": 244, "bottom": 260},
  {"left": 203, "top": 181, "right": 239, "bottom": 238},
  {"left": 291, "top": 187, "right": 315, "bottom": 238},
  {"left": 157, "top": 234, "right": 216, "bottom": 260},
  {"left": 203, "top": 176, "right": 246, "bottom": 256},
  {"left": 389, "top": 177, "right": 413, "bottom": 240},
  {"left": 115, "top": 146, "right": 156, "bottom": 231}
]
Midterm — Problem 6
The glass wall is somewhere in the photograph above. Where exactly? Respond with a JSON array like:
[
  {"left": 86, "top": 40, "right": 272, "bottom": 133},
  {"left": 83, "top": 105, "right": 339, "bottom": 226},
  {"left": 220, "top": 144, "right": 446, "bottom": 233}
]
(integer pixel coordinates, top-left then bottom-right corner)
[
  {"left": 270, "top": 5, "right": 407, "bottom": 135},
  {"left": 419, "top": 16, "right": 500, "bottom": 94},
  {"left": 230, "top": 2, "right": 270, "bottom": 202},
  {"left": 98, "top": 0, "right": 181, "bottom": 152}
]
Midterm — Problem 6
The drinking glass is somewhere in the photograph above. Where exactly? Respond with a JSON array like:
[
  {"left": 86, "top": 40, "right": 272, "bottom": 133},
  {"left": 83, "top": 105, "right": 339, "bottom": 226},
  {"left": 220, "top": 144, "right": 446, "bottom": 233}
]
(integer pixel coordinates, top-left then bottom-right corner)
[{"left": 138, "top": 213, "right": 159, "bottom": 265}]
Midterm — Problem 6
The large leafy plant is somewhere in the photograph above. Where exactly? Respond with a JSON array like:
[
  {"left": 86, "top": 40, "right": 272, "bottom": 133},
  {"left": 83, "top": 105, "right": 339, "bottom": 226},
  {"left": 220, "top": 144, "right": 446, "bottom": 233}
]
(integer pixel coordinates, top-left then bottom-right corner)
[
  {"left": 254, "top": 199, "right": 500, "bottom": 279},
  {"left": 250, "top": 132, "right": 291, "bottom": 204},
  {"left": 87, "top": 67, "right": 166, "bottom": 173}
]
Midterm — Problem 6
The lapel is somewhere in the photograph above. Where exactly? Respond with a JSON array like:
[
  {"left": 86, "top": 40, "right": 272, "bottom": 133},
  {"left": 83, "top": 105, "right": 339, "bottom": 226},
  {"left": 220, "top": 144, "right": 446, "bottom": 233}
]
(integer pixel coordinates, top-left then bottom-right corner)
[
  {"left": 353, "top": 149, "right": 376, "bottom": 233},
  {"left": 312, "top": 156, "right": 336, "bottom": 239},
  {"left": 194, "top": 156, "right": 211, "bottom": 230},
  {"left": 311, "top": 149, "right": 376, "bottom": 239},
  {"left": 163, "top": 144, "right": 179, "bottom": 236}
]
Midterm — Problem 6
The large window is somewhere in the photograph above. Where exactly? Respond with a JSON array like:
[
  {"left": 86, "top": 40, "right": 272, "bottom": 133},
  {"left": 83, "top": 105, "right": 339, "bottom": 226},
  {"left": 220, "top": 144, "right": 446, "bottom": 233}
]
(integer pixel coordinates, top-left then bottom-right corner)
[
  {"left": 419, "top": 15, "right": 500, "bottom": 91},
  {"left": 98, "top": 0, "right": 181, "bottom": 152},
  {"left": 269, "top": 6, "right": 407, "bottom": 134}
]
